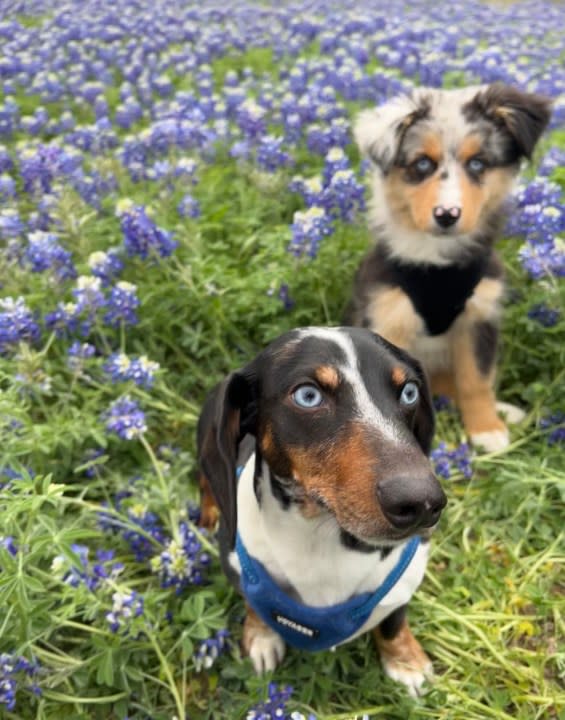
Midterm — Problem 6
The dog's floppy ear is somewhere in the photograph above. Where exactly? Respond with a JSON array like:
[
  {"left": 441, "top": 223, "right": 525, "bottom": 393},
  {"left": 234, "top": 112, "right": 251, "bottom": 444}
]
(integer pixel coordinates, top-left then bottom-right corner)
[
  {"left": 197, "top": 366, "right": 258, "bottom": 547},
  {"left": 354, "top": 93, "right": 430, "bottom": 173},
  {"left": 464, "top": 83, "right": 552, "bottom": 159}
]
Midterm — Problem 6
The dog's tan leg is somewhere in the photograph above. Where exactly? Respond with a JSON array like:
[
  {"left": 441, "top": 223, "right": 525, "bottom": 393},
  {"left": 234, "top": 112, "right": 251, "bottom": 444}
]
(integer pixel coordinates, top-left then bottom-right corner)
[
  {"left": 198, "top": 472, "right": 220, "bottom": 530},
  {"left": 374, "top": 612, "right": 432, "bottom": 698},
  {"left": 450, "top": 278, "right": 510, "bottom": 452},
  {"left": 242, "top": 604, "right": 285, "bottom": 674},
  {"left": 365, "top": 286, "right": 423, "bottom": 350}
]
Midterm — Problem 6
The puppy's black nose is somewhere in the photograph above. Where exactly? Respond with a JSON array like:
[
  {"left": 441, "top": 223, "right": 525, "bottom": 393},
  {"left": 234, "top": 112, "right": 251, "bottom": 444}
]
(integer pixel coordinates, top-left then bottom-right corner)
[
  {"left": 433, "top": 206, "right": 461, "bottom": 229},
  {"left": 377, "top": 475, "right": 447, "bottom": 531}
]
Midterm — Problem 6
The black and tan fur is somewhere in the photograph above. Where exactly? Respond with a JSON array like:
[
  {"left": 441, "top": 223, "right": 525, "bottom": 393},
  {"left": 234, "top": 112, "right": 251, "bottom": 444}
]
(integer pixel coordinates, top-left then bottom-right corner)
[
  {"left": 197, "top": 327, "right": 446, "bottom": 695},
  {"left": 349, "top": 83, "right": 552, "bottom": 452}
]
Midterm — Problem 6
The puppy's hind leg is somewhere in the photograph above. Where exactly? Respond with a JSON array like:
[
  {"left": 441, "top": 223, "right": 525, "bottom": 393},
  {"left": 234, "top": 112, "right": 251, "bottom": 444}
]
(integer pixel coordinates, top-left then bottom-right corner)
[
  {"left": 374, "top": 606, "right": 433, "bottom": 698},
  {"left": 243, "top": 605, "right": 286, "bottom": 674}
]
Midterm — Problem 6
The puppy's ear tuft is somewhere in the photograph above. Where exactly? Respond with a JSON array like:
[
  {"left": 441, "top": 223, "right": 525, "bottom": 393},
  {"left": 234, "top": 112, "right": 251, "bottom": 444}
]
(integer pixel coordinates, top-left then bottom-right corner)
[
  {"left": 354, "top": 93, "right": 430, "bottom": 173},
  {"left": 464, "top": 83, "right": 552, "bottom": 159}
]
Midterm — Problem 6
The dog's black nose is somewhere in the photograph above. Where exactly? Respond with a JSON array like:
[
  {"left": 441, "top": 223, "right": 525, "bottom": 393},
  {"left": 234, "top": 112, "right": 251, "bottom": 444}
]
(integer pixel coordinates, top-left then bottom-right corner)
[
  {"left": 433, "top": 206, "right": 461, "bottom": 229},
  {"left": 377, "top": 475, "right": 447, "bottom": 531}
]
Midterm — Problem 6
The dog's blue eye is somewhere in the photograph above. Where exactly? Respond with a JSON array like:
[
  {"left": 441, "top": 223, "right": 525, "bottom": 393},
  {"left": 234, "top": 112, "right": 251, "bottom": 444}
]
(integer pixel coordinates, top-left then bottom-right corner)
[
  {"left": 293, "top": 384, "right": 323, "bottom": 408},
  {"left": 415, "top": 157, "right": 434, "bottom": 174},
  {"left": 468, "top": 157, "right": 485, "bottom": 174},
  {"left": 400, "top": 382, "right": 419, "bottom": 406}
]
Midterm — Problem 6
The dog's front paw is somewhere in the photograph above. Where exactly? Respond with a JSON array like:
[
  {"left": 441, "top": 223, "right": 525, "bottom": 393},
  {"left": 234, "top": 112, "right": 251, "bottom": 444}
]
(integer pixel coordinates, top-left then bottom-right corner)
[
  {"left": 470, "top": 427, "right": 509, "bottom": 452},
  {"left": 243, "top": 608, "right": 285, "bottom": 674},
  {"left": 381, "top": 654, "right": 433, "bottom": 698}
]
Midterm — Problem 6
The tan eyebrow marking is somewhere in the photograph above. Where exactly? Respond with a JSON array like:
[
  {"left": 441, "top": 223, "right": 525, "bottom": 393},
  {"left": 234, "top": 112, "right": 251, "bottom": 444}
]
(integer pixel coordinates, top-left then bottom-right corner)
[
  {"left": 391, "top": 366, "right": 407, "bottom": 386},
  {"left": 314, "top": 365, "right": 340, "bottom": 389},
  {"left": 458, "top": 134, "right": 483, "bottom": 163}
]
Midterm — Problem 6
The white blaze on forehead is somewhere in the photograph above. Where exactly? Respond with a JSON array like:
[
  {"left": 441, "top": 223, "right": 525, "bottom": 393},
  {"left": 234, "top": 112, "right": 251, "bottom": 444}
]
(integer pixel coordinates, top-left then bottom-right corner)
[
  {"left": 295, "top": 327, "right": 401, "bottom": 442},
  {"left": 437, "top": 157, "right": 462, "bottom": 210}
]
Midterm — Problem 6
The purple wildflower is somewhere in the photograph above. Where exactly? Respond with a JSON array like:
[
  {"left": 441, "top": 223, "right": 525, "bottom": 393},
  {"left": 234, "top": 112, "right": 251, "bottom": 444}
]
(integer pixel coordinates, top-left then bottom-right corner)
[
  {"left": 528, "top": 303, "right": 561, "bottom": 327},
  {"left": 518, "top": 240, "right": 565, "bottom": 280},
  {"left": 51, "top": 544, "right": 123, "bottom": 592},
  {"left": 117, "top": 201, "right": 177, "bottom": 259},
  {"left": 326, "top": 169, "right": 365, "bottom": 221},
  {"left": 104, "top": 396, "right": 147, "bottom": 440},
  {"left": 288, "top": 207, "right": 333, "bottom": 258},
  {"left": 247, "top": 683, "right": 298, "bottom": 720},
  {"left": 0, "top": 654, "right": 41, "bottom": 712},
  {"left": 539, "top": 412, "right": 565, "bottom": 445},
  {"left": 104, "top": 281, "right": 139, "bottom": 327},
  {"left": 431, "top": 442, "right": 473, "bottom": 479},
  {"left": 87, "top": 250, "right": 124, "bottom": 284},
  {"left": 177, "top": 193, "right": 201, "bottom": 219},
  {"left": 151, "top": 521, "right": 210, "bottom": 592},
  {"left": 0, "top": 173, "right": 15, "bottom": 202},
  {"left": 0, "top": 208, "right": 24, "bottom": 238},
  {"left": 103, "top": 353, "right": 159, "bottom": 388},
  {"left": 0, "top": 297, "right": 40, "bottom": 354},
  {"left": 194, "top": 629, "right": 230, "bottom": 671},
  {"left": 67, "top": 341, "right": 96, "bottom": 371},
  {"left": 256, "top": 135, "right": 292, "bottom": 173},
  {"left": 105, "top": 590, "right": 144, "bottom": 633},
  {"left": 24, "top": 231, "right": 76, "bottom": 280},
  {"left": 0, "top": 536, "right": 17, "bottom": 556}
]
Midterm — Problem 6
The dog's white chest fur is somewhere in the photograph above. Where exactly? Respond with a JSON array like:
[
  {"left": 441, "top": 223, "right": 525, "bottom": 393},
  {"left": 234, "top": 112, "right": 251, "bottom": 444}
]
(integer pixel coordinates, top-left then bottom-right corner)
[{"left": 229, "top": 454, "right": 430, "bottom": 643}]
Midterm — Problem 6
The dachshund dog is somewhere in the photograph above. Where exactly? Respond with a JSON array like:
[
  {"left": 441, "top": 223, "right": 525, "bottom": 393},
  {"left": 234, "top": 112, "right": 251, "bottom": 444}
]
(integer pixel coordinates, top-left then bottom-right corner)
[
  {"left": 349, "top": 83, "right": 552, "bottom": 452},
  {"left": 197, "top": 326, "right": 446, "bottom": 696}
]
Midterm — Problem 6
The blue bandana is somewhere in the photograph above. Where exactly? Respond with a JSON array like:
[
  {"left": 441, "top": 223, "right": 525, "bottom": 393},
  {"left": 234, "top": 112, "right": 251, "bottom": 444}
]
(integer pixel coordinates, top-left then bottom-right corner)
[{"left": 236, "top": 531, "right": 420, "bottom": 651}]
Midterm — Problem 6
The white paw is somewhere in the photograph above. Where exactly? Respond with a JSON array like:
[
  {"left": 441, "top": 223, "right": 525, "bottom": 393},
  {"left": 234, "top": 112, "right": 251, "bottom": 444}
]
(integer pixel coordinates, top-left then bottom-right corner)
[
  {"left": 470, "top": 429, "right": 509, "bottom": 453},
  {"left": 496, "top": 401, "right": 526, "bottom": 425},
  {"left": 248, "top": 630, "right": 285, "bottom": 674},
  {"left": 382, "top": 658, "right": 433, "bottom": 698}
]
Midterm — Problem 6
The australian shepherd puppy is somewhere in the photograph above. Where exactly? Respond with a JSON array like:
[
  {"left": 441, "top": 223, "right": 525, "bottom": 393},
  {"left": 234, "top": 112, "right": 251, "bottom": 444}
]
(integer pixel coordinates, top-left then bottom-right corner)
[{"left": 347, "top": 83, "right": 552, "bottom": 452}]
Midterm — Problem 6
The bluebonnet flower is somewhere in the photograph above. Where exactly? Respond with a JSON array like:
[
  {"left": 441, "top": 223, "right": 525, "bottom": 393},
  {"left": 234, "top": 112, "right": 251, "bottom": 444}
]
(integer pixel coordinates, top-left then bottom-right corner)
[
  {"left": 24, "top": 231, "right": 76, "bottom": 280},
  {"left": 104, "top": 396, "right": 147, "bottom": 440},
  {"left": 117, "top": 200, "right": 177, "bottom": 259},
  {"left": 77, "top": 447, "right": 105, "bottom": 478},
  {"left": 45, "top": 302, "right": 79, "bottom": 338},
  {"left": 0, "top": 653, "right": 41, "bottom": 712},
  {"left": 0, "top": 208, "right": 24, "bottom": 238},
  {"left": 0, "top": 173, "right": 15, "bottom": 202},
  {"left": 539, "top": 412, "right": 565, "bottom": 445},
  {"left": 104, "top": 281, "right": 140, "bottom": 327},
  {"left": 236, "top": 100, "right": 267, "bottom": 139},
  {"left": 51, "top": 544, "right": 123, "bottom": 592},
  {"left": 88, "top": 250, "right": 123, "bottom": 284},
  {"left": 105, "top": 590, "right": 144, "bottom": 633},
  {"left": 177, "top": 193, "right": 201, "bottom": 219},
  {"left": 247, "top": 683, "right": 312, "bottom": 720},
  {"left": 67, "top": 341, "right": 96, "bottom": 371},
  {"left": 194, "top": 629, "right": 230, "bottom": 671},
  {"left": 326, "top": 169, "right": 365, "bottom": 221},
  {"left": 537, "top": 147, "right": 565, "bottom": 177},
  {"left": 433, "top": 395, "right": 454, "bottom": 412},
  {"left": 288, "top": 207, "right": 333, "bottom": 258},
  {"left": 174, "top": 158, "right": 198, "bottom": 182},
  {"left": 98, "top": 490, "right": 166, "bottom": 562},
  {"left": 0, "top": 297, "right": 40, "bottom": 354},
  {"left": 518, "top": 240, "right": 565, "bottom": 280},
  {"left": 103, "top": 353, "right": 160, "bottom": 388},
  {"left": 289, "top": 175, "right": 326, "bottom": 209},
  {"left": 72, "top": 276, "right": 106, "bottom": 314},
  {"left": 0, "top": 536, "right": 17, "bottom": 556},
  {"left": 323, "top": 146, "right": 350, "bottom": 184},
  {"left": 431, "top": 442, "right": 473, "bottom": 479},
  {"left": 256, "top": 135, "right": 292, "bottom": 173},
  {"left": 528, "top": 303, "right": 560, "bottom": 327},
  {"left": 151, "top": 521, "right": 211, "bottom": 592},
  {"left": 0, "top": 145, "right": 13, "bottom": 173}
]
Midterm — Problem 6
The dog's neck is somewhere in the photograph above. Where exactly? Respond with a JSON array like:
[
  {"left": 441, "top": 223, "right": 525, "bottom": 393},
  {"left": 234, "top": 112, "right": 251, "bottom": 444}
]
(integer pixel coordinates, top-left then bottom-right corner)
[{"left": 231, "top": 453, "right": 429, "bottom": 610}]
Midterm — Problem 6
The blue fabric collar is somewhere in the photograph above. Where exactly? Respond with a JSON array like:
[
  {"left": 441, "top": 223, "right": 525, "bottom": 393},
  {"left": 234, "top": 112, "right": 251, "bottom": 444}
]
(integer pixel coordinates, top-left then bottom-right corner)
[{"left": 236, "top": 531, "right": 420, "bottom": 651}]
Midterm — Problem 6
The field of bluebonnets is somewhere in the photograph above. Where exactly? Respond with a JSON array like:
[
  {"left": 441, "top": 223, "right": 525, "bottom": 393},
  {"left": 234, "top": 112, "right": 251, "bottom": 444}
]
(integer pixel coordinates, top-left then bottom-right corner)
[{"left": 0, "top": 0, "right": 564, "bottom": 717}]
